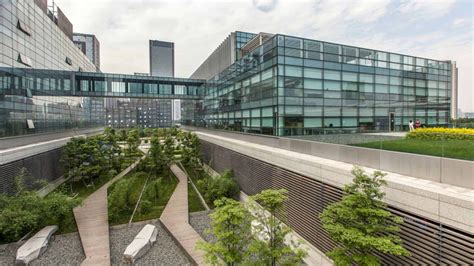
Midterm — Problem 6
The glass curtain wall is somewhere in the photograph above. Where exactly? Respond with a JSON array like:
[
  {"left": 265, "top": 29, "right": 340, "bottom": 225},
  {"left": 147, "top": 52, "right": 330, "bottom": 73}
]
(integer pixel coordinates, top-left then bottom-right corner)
[{"left": 200, "top": 34, "right": 451, "bottom": 136}]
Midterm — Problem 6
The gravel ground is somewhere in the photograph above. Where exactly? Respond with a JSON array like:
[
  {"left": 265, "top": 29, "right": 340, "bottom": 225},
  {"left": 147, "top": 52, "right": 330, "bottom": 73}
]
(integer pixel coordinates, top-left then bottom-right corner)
[
  {"left": 0, "top": 232, "right": 84, "bottom": 266},
  {"left": 0, "top": 220, "right": 192, "bottom": 266},
  {"left": 189, "top": 210, "right": 214, "bottom": 242},
  {"left": 109, "top": 219, "right": 191, "bottom": 265}
]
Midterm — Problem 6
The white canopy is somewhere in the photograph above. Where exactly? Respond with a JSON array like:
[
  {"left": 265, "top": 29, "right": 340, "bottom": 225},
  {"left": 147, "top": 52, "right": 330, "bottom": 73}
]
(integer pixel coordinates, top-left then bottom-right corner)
[
  {"left": 16, "top": 225, "right": 58, "bottom": 265},
  {"left": 123, "top": 224, "right": 158, "bottom": 263}
]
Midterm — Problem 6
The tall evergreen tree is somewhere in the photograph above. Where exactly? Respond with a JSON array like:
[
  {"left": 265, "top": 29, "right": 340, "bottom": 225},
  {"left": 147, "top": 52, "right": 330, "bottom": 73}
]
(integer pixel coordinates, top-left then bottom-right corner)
[
  {"left": 197, "top": 198, "right": 253, "bottom": 265},
  {"left": 320, "top": 166, "right": 410, "bottom": 265}
]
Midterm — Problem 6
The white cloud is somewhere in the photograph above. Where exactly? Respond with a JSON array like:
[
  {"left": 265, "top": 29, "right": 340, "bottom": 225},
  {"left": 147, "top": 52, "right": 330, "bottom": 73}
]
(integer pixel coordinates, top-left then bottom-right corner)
[
  {"left": 398, "top": 0, "right": 456, "bottom": 19},
  {"left": 253, "top": 0, "right": 278, "bottom": 12}
]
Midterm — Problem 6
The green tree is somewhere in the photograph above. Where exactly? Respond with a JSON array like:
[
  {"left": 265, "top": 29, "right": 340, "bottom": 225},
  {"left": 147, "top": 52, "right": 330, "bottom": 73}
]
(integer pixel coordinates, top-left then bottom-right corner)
[
  {"left": 103, "top": 127, "right": 121, "bottom": 171},
  {"left": 118, "top": 129, "right": 127, "bottom": 141},
  {"left": 147, "top": 135, "right": 166, "bottom": 173},
  {"left": 181, "top": 132, "right": 203, "bottom": 170},
  {"left": 143, "top": 127, "right": 153, "bottom": 138},
  {"left": 126, "top": 128, "right": 140, "bottom": 155},
  {"left": 205, "top": 170, "right": 240, "bottom": 207},
  {"left": 197, "top": 198, "right": 253, "bottom": 265},
  {"left": 108, "top": 178, "right": 134, "bottom": 222},
  {"left": 248, "top": 189, "right": 307, "bottom": 265},
  {"left": 320, "top": 166, "right": 410, "bottom": 265}
]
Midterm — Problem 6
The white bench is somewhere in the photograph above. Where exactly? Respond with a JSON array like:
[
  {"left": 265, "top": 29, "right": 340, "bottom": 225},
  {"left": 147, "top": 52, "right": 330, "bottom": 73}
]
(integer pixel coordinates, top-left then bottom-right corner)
[
  {"left": 16, "top": 225, "right": 58, "bottom": 265},
  {"left": 123, "top": 224, "right": 158, "bottom": 263}
]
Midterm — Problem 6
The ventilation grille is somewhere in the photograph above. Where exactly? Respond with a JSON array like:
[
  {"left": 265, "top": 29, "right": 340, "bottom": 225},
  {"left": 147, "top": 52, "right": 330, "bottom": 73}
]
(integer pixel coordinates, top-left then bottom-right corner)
[{"left": 0, "top": 148, "right": 64, "bottom": 194}]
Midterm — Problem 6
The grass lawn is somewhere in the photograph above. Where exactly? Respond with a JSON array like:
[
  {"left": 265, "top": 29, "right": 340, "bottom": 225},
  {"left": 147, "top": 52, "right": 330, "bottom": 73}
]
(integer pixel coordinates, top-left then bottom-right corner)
[
  {"left": 353, "top": 139, "right": 474, "bottom": 161},
  {"left": 132, "top": 175, "right": 177, "bottom": 222},
  {"left": 185, "top": 166, "right": 215, "bottom": 208},
  {"left": 108, "top": 168, "right": 179, "bottom": 225},
  {"left": 188, "top": 182, "right": 206, "bottom": 212},
  {"left": 108, "top": 171, "right": 148, "bottom": 226}
]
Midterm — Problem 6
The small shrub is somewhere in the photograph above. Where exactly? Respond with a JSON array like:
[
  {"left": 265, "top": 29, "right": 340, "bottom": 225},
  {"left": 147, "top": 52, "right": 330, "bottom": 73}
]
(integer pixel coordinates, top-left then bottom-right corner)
[
  {"left": 407, "top": 127, "right": 474, "bottom": 140},
  {"left": 205, "top": 170, "right": 240, "bottom": 205},
  {"left": 0, "top": 192, "right": 79, "bottom": 243}
]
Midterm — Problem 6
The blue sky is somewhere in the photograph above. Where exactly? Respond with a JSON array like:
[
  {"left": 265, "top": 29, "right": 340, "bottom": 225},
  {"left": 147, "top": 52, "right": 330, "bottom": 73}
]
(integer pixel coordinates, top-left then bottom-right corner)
[{"left": 55, "top": 0, "right": 473, "bottom": 112}]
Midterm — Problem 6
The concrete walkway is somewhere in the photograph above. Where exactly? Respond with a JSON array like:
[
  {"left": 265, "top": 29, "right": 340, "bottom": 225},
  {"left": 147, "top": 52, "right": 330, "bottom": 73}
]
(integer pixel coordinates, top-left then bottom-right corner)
[
  {"left": 73, "top": 156, "right": 144, "bottom": 266},
  {"left": 160, "top": 164, "right": 207, "bottom": 265}
]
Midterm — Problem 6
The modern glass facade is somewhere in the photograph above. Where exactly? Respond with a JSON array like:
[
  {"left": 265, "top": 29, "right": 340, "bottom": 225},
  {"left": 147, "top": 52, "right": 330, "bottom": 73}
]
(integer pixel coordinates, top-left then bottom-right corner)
[
  {"left": 234, "top": 31, "right": 257, "bottom": 60},
  {"left": 0, "top": 0, "right": 456, "bottom": 140},
  {"left": 0, "top": 0, "right": 102, "bottom": 137},
  {"left": 0, "top": 67, "right": 205, "bottom": 137},
  {"left": 196, "top": 34, "right": 454, "bottom": 136}
]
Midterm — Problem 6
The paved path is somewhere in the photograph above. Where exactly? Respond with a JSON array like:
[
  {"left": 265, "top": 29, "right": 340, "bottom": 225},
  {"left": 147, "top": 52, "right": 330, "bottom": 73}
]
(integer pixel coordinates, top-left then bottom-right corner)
[
  {"left": 73, "top": 156, "right": 144, "bottom": 266},
  {"left": 161, "top": 164, "right": 207, "bottom": 265}
]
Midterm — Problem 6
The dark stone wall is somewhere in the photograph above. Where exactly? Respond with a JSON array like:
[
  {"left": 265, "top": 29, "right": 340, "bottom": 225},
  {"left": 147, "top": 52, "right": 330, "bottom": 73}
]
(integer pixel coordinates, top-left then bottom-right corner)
[
  {"left": 0, "top": 148, "right": 64, "bottom": 194},
  {"left": 201, "top": 140, "right": 474, "bottom": 265}
]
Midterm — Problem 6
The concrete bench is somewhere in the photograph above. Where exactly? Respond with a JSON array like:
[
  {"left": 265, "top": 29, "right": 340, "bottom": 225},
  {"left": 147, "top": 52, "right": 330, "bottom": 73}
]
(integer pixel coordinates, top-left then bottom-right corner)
[
  {"left": 123, "top": 224, "right": 158, "bottom": 263},
  {"left": 16, "top": 225, "right": 58, "bottom": 265}
]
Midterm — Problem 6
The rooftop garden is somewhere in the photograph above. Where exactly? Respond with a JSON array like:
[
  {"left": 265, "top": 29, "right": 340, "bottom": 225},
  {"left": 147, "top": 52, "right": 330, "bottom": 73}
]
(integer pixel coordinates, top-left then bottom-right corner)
[{"left": 353, "top": 127, "right": 474, "bottom": 160}]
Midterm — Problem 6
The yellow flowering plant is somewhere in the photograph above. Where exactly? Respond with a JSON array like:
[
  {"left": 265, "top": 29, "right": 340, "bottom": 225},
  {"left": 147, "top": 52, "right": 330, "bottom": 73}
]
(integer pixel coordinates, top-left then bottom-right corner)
[{"left": 406, "top": 127, "right": 474, "bottom": 140}]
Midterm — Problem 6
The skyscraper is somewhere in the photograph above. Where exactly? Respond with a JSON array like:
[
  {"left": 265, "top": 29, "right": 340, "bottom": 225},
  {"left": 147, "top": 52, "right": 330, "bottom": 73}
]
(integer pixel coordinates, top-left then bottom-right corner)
[
  {"left": 73, "top": 33, "right": 101, "bottom": 71},
  {"left": 149, "top": 40, "right": 174, "bottom": 77}
]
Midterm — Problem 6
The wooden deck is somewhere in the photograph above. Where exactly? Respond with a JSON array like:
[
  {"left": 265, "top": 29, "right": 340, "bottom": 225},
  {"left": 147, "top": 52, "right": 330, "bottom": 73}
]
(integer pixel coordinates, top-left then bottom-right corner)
[
  {"left": 73, "top": 157, "right": 143, "bottom": 266},
  {"left": 161, "top": 164, "right": 207, "bottom": 265}
]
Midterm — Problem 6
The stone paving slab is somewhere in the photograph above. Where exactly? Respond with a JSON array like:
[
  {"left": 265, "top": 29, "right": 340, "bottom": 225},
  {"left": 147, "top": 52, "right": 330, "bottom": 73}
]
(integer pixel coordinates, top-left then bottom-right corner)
[{"left": 160, "top": 164, "right": 207, "bottom": 265}]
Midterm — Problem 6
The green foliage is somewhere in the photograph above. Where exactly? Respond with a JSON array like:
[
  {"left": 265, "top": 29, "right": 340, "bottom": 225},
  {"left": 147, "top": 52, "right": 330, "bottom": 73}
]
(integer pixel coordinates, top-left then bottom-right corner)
[
  {"left": 188, "top": 182, "right": 206, "bottom": 212},
  {"left": 406, "top": 127, "right": 474, "bottom": 140},
  {"left": 0, "top": 192, "right": 79, "bottom": 243},
  {"left": 147, "top": 135, "right": 167, "bottom": 174},
  {"left": 204, "top": 170, "right": 240, "bottom": 207},
  {"left": 12, "top": 168, "right": 47, "bottom": 195},
  {"left": 126, "top": 128, "right": 141, "bottom": 155},
  {"left": 197, "top": 198, "right": 253, "bottom": 265},
  {"left": 138, "top": 199, "right": 152, "bottom": 214},
  {"left": 61, "top": 133, "right": 121, "bottom": 189},
  {"left": 144, "top": 178, "right": 162, "bottom": 203},
  {"left": 143, "top": 128, "right": 153, "bottom": 137},
  {"left": 162, "top": 135, "right": 176, "bottom": 165},
  {"left": 108, "top": 178, "right": 135, "bottom": 222},
  {"left": 180, "top": 132, "right": 203, "bottom": 170},
  {"left": 248, "top": 189, "right": 307, "bottom": 266},
  {"left": 118, "top": 129, "right": 127, "bottom": 141},
  {"left": 320, "top": 166, "right": 410, "bottom": 265}
]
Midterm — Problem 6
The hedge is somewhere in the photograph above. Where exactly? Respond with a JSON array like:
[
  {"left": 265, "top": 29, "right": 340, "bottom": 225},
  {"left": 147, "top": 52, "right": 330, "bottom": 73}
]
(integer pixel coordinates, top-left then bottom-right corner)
[{"left": 406, "top": 127, "right": 474, "bottom": 140}]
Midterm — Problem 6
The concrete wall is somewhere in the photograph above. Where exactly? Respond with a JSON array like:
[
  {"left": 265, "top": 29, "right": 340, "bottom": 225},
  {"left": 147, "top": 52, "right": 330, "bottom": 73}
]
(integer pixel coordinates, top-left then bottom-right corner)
[
  {"left": 0, "top": 128, "right": 104, "bottom": 194},
  {"left": 185, "top": 127, "right": 474, "bottom": 190}
]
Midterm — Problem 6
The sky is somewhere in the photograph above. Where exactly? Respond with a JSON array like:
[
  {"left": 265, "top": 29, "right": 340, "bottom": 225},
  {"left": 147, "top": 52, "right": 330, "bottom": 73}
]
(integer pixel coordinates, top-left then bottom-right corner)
[{"left": 54, "top": 0, "right": 474, "bottom": 112}]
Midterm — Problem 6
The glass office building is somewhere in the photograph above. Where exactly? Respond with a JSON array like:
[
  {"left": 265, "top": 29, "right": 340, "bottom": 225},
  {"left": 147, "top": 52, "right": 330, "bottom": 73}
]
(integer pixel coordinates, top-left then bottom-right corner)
[
  {"left": 0, "top": 0, "right": 101, "bottom": 137},
  {"left": 197, "top": 33, "right": 455, "bottom": 136}
]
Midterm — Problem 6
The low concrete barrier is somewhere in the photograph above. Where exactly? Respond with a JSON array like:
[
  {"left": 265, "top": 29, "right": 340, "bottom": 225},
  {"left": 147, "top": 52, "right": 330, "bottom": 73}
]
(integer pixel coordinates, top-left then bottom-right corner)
[{"left": 185, "top": 126, "right": 474, "bottom": 189}]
